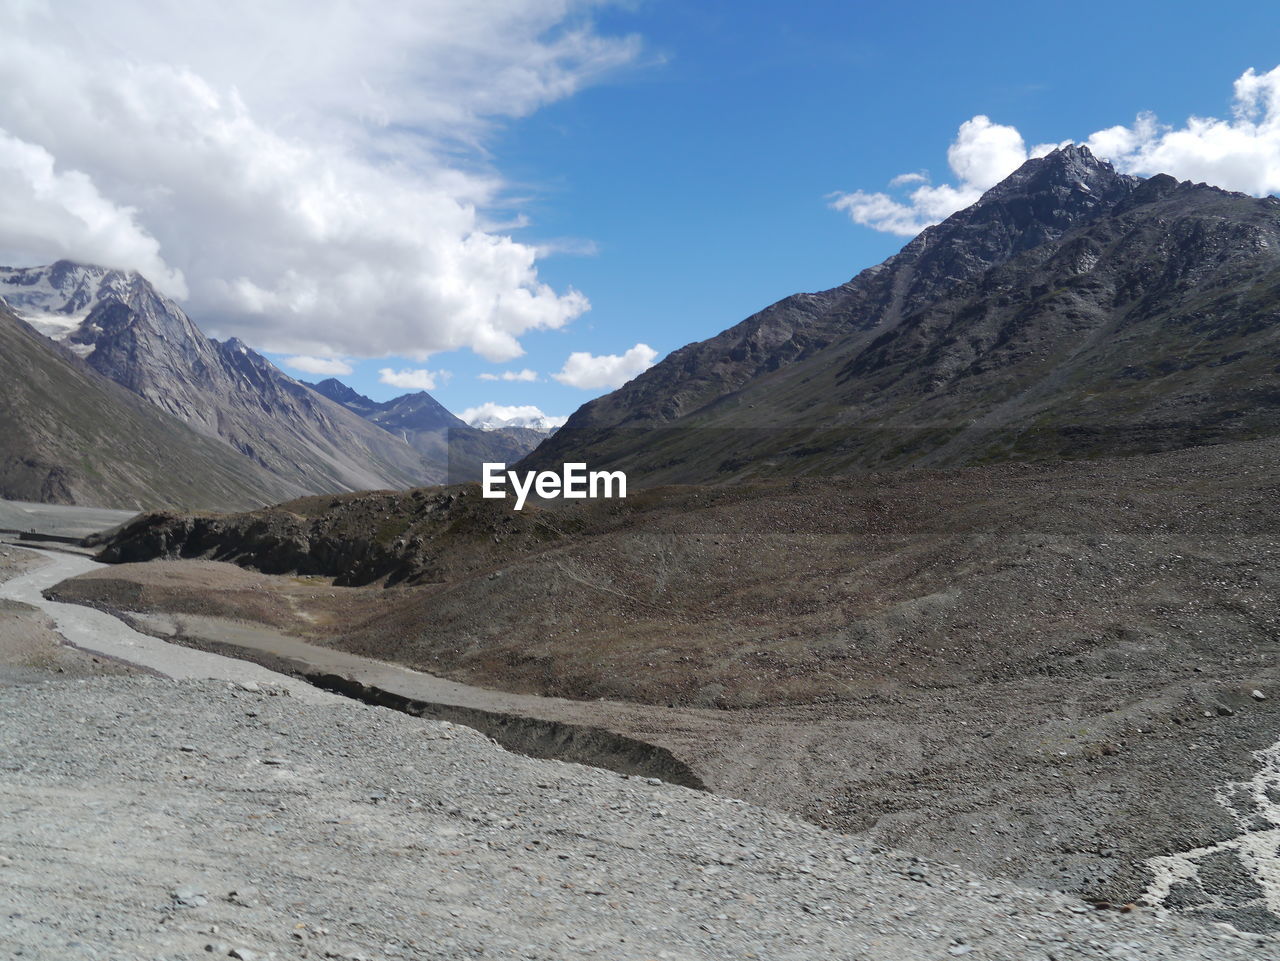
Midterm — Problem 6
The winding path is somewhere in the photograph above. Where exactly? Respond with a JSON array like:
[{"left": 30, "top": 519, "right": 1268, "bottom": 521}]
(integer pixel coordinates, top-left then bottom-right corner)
[
  {"left": 0, "top": 547, "right": 332, "bottom": 701},
  {"left": 0, "top": 544, "right": 710, "bottom": 785}
]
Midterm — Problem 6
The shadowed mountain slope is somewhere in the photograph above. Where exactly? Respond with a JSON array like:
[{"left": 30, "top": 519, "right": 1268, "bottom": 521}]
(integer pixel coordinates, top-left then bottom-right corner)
[
  {"left": 0, "top": 302, "right": 282, "bottom": 510},
  {"left": 306, "top": 377, "right": 546, "bottom": 479}
]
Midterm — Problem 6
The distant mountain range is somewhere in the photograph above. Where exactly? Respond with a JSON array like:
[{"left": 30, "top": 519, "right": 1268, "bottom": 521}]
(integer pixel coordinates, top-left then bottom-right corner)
[
  {"left": 0, "top": 262, "right": 543, "bottom": 509},
  {"left": 525, "top": 145, "right": 1280, "bottom": 483},
  {"left": 466, "top": 410, "right": 564, "bottom": 432},
  {"left": 10, "top": 144, "right": 1278, "bottom": 509},
  {"left": 305, "top": 378, "right": 545, "bottom": 482}
]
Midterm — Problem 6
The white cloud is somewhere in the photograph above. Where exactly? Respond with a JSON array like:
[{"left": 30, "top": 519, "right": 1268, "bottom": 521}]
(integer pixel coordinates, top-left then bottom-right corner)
[
  {"left": 888, "top": 172, "right": 928, "bottom": 188},
  {"left": 553, "top": 342, "right": 657, "bottom": 389},
  {"left": 283, "top": 355, "right": 353, "bottom": 376},
  {"left": 0, "top": 130, "right": 186, "bottom": 295},
  {"left": 478, "top": 368, "right": 539, "bottom": 381},
  {"left": 379, "top": 367, "right": 450, "bottom": 390},
  {"left": 458, "top": 402, "right": 567, "bottom": 429},
  {"left": 0, "top": 2, "right": 639, "bottom": 361},
  {"left": 830, "top": 116, "right": 1058, "bottom": 236},
  {"left": 833, "top": 66, "right": 1280, "bottom": 237},
  {"left": 1084, "top": 66, "right": 1280, "bottom": 195}
]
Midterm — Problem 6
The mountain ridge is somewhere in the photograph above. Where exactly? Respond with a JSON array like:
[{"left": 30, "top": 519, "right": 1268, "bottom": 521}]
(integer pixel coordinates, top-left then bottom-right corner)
[
  {"left": 524, "top": 147, "right": 1280, "bottom": 481},
  {"left": 307, "top": 378, "right": 468, "bottom": 433},
  {"left": 540, "top": 145, "right": 1138, "bottom": 437},
  {"left": 305, "top": 377, "right": 547, "bottom": 480},
  {"left": 1, "top": 263, "right": 442, "bottom": 496},
  {"left": 0, "top": 299, "right": 284, "bottom": 510}
]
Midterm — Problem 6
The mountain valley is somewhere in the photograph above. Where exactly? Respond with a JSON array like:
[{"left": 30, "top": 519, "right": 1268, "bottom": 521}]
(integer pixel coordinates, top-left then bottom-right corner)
[
  {"left": 0, "top": 299, "right": 287, "bottom": 510},
  {"left": 0, "top": 262, "right": 540, "bottom": 509},
  {"left": 6, "top": 145, "right": 1280, "bottom": 950},
  {"left": 58, "top": 431, "right": 1280, "bottom": 929},
  {"left": 306, "top": 377, "right": 546, "bottom": 483}
]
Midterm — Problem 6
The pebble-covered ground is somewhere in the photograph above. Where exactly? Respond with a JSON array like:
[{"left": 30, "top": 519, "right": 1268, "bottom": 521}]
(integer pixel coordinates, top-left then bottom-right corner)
[{"left": 2, "top": 676, "right": 1277, "bottom": 961}]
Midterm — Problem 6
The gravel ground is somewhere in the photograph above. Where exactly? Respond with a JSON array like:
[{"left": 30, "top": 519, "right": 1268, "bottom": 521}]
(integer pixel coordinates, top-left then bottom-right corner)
[
  {"left": 0, "top": 499, "right": 135, "bottom": 541},
  {"left": 3, "top": 676, "right": 1277, "bottom": 961},
  {"left": 54, "top": 552, "right": 1280, "bottom": 925}
]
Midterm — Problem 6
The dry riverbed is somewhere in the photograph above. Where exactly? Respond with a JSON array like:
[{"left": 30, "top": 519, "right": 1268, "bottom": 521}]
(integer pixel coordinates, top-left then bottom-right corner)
[
  {"left": 0, "top": 546, "right": 138, "bottom": 684},
  {"left": 3, "top": 538, "right": 1280, "bottom": 956},
  {"left": 51, "top": 553, "right": 1280, "bottom": 929}
]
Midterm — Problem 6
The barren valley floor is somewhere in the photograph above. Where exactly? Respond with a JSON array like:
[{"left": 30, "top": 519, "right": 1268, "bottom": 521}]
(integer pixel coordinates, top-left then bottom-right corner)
[{"left": 0, "top": 544, "right": 1275, "bottom": 960}]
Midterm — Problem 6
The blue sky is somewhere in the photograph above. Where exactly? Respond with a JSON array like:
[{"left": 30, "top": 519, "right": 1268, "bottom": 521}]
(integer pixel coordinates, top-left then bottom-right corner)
[{"left": 3, "top": 1, "right": 1280, "bottom": 426}]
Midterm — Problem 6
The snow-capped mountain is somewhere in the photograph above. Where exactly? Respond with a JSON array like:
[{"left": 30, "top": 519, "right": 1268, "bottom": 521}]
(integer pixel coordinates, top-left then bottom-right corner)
[
  {"left": 0, "top": 296, "right": 280, "bottom": 510},
  {"left": 0, "top": 262, "right": 156, "bottom": 357},
  {"left": 461, "top": 403, "right": 565, "bottom": 432},
  {"left": 0, "top": 261, "right": 439, "bottom": 498}
]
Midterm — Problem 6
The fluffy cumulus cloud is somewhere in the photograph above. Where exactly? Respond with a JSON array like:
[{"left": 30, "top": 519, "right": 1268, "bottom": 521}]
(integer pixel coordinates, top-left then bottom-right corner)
[
  {"left": 283, "top": 355, "right": 353, "bottom": 376},
  {"left": 0, "top": 1, "right": 639, "bottom": 360},
  {"left": 458, "top": 402, "right": 567, "bottom": 429},
  {"left": 833, "top": 66, "right": 1280, "bottom": 237},
  {"left": 0, "top": 131, "right": 186, "bottom": 295},
  {"left": 1085, "top": 66, "right": 1280, "bottom": 195},
  {"left": 379, "top": 367, "right": 451, "bottom": 390},
  {"left": 831, "top": 116, "right": 1062, "bottom": 236},
  {"left": 553, "top": 343, "right": 657, "bottom": 389},
  {"left": 478, "top": 368, "right": 539, "bottom": 381}
]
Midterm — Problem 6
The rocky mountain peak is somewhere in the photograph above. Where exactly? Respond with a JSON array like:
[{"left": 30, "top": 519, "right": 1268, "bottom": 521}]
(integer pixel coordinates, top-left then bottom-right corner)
[
  {"left": 528, "top": 149, "right": 1280, "bottom": 482},
  {"left": 368, "top": 390, "right": 466, "bottom": 432},
  {"left": 310, "top": 377, "right": 364, "bottom": 404},
  {"left": 306, "top": 378, "right": 382, "bottom": 418},
  {"left": 909, "top": 144, "right": 1139, "bottom": 260},
  {"left": 525, "top": 148, "right": 1152, "bottom": 452},
  {"left": 2, "top": 259, "right": 445, "bottom": 496},
  {"left": 0, "top": 261, "right": 140, "bottom": 337},
  {"left": 983, "top": 143, "right": 1127, "bottom": 199},
  {"left": 879, "top": 144, "right": 1140, "bottom": 310},
  {"left": 218, "top": 337, "right": 268, "bottom": 369},
  {"left": 0, "top": 260, "right": 202, "bottom": 362}
]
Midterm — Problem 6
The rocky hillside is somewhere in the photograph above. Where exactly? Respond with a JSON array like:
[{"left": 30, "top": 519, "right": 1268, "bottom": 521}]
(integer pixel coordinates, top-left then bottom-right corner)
[
  {"left": 526, "top": 147, "right": 1280, "bottom": 482},
  {"left": 95, "top": 432, "right": 1280, "bottom": 702},
  {"left": 1, "top": 262, "right": 438, "bottom": 496},
  {"left": 0, "top": 301, "right": 282, "bottom": 510}
]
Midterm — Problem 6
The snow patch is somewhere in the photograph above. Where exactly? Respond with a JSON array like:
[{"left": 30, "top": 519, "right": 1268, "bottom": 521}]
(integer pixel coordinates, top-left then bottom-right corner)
[
  {"left": 18, "top": 308, "right": 92, "bottom": 341},
  {"left": 459, "top": 402, "right": 566, "bottom": 431}
]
